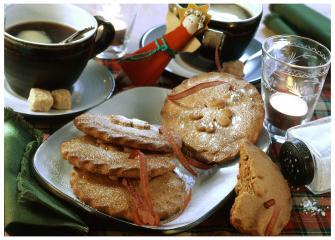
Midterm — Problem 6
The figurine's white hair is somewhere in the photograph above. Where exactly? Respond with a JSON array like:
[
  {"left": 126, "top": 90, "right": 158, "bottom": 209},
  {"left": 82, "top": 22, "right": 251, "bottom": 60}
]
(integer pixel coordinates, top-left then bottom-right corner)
[{"left": 184, "top": 9, "right": 206, "bottom": 30}]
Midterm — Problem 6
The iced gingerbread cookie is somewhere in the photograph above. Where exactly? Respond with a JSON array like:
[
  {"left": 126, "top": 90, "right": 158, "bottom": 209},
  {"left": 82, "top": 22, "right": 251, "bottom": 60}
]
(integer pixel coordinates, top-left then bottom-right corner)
[{"left": 161, "top": 72, "right": 264, "bottom": 164}]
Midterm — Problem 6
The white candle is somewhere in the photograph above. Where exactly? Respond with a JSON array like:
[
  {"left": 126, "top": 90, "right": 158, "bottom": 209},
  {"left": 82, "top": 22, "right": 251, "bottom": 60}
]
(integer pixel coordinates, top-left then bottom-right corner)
[
  {"left": 267, "top": 92, "right": 308, "bottom": 130},
  {"left": 270, "top": 92, "right": 308, "bottom": 117}
]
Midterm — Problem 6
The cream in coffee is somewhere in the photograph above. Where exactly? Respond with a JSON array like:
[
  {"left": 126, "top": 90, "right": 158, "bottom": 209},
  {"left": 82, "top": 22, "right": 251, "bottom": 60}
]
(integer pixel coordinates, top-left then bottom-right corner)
[{"left": 209, "top": 4, "right": 252, "bottom": 21}]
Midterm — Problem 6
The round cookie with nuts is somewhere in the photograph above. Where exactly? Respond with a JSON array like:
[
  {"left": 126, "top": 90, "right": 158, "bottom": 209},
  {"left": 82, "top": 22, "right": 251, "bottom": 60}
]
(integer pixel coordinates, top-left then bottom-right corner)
[{"left": 161, "top": 72, "right": 264, "bottom": 164}]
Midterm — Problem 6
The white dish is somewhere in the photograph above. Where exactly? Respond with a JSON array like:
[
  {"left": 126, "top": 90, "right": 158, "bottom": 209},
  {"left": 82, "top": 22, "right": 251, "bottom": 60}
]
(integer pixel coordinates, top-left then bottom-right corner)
[
  {"left": 4, "top": 60, "right": 115, "bottom": 116},
  {"left": 33, "top": 87, "right": 270, "bottom": 233}
]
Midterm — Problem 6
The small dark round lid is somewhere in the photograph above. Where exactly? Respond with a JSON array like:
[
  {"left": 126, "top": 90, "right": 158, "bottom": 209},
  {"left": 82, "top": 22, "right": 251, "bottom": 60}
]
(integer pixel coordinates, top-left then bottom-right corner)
[{"left": 279, "top": 138, "right": 314, "bottom": 186}]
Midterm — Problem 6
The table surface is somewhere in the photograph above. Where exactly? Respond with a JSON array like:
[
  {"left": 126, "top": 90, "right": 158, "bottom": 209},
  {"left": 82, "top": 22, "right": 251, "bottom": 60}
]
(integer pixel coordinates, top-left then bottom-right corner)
[{"left": 16, "top": 3, "right": 331, "bottom": 236}]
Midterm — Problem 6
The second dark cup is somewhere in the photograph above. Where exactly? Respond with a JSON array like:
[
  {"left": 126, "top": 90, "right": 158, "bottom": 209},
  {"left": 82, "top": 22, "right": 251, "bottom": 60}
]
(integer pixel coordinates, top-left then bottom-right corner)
[{"left": 171, "top": 4, "right": 262, "bottom": 69}]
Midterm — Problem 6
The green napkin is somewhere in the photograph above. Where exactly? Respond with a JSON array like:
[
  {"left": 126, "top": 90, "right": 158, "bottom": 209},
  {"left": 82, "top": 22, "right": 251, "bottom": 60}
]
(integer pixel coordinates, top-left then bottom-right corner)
[
  {"left": 265, "top": 4, "right": 330, "bottom": 49},
  {"left": 263, "top": 13, "right": 297, "bottom": 35},
  {"left": 4, "top": 108, "right": 89, "bottom": 236}
]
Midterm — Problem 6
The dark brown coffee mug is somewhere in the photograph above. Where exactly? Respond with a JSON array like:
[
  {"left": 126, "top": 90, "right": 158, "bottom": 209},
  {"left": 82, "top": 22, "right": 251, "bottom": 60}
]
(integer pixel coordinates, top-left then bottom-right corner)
[
  {"left": 170, "top": 4, "right": 262, "bottom": 70},
  {"left": 4, "top": 4, "right": 115, "bottom": 97}
]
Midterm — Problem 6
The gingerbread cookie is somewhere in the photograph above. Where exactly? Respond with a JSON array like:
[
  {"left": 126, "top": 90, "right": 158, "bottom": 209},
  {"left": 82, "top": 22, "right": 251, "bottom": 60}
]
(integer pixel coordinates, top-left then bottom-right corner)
[
  {"left": 70, "top": 168, "right": 187, "bottom": 222},
  {"left": 61, "top": 135, "right": 175, "bottom": 178},
  {"left": 230, "top": 141, "right": 292, "bottom": 236},
  {"left": 161, "top": 72, "right": 264, "bottom": 164},
  {"left": 74, "top": 114, "right": 172, "bottom": 153}
]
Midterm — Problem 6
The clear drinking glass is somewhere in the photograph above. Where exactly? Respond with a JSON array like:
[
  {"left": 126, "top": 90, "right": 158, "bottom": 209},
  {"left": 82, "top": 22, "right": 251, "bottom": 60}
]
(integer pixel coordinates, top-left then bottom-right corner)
[
  {"left": 80, "top": 4, "right": 139, "bottom": 60},
  {"left": 261, "top": 35, "right": 331, "bottom": 143}
]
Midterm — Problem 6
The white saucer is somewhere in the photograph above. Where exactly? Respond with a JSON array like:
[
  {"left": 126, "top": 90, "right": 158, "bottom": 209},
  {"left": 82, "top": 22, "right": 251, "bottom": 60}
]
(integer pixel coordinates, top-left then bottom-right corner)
[{"left": 4, "top": 60, "right": 115, "bottom": 116}]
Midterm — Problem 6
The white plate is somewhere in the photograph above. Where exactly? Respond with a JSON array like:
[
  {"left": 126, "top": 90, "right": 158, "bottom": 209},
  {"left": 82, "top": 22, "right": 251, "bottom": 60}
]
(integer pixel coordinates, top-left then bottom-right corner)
[
  {"left": 4, "top": 60, "right": 115, "bottom": 116},
  {"left": 33, "top": 87, "right": 270, "bottom": 233}
]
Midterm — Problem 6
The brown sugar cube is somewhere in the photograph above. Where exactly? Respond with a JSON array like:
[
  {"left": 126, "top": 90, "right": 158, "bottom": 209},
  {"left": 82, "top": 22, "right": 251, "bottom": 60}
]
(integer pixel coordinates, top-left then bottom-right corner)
[
  {"left": 51, "top": 89, "right": 72, "bottom": 110},
  {"left": 222, "top": 60, "right": 244, "bottom": 79},
  {"left": 27, "top": 88, "right": 54, "bottom": 112}
]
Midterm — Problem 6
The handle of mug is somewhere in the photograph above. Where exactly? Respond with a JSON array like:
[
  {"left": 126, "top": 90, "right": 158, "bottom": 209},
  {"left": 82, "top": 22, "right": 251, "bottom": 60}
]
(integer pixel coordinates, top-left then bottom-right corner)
[
  {"left": 91, "top": 16, "right": 115, "bottom": 58},
  {"left": 202, "top": 28, "right": 226, "bottom": 59}
]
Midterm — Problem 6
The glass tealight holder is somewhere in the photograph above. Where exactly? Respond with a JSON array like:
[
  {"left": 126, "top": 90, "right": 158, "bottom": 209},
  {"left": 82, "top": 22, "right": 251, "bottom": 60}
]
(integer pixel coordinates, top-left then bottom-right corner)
[{"left": 261, "top": 35, "right": 331, "bottom": 143}]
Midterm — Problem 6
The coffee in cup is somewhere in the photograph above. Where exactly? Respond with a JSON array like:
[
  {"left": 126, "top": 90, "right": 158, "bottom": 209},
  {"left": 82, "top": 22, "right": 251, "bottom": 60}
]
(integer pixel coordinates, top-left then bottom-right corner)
[
  {"left": 4, "top": 4, "right": 115, "bottom": 97},
  {"left": 7, "top": 21, "right": 77, "bottom": 44}
]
